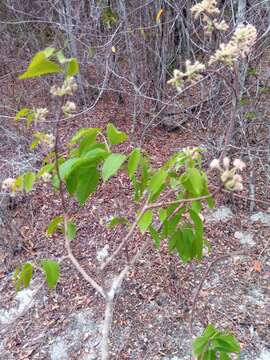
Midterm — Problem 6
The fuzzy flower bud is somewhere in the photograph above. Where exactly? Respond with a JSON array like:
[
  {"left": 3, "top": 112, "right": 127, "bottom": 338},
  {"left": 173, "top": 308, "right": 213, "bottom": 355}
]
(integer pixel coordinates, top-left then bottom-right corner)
[
  {"left": 1, "top": 178, "right": 16, "bottom": 193},
  {"left": 43, "top": 133, "right": 55, "bottom": 150},
  {"left": 209, "top": 158, "right": 221, "bottom": 170},
  {"left": 50, "top": 77, "right": 78, "bottom": 97},
  {"left": 191, "top": 0, "right": 220, "bottom": 19},
  {"left": 33, "top": 108, "right": 49, "bottom": 123},
  {"left": 168, "top": 61, "right": 205, "bottom": 91},
  {"left": 223, "top": 157, "right": 230, "bottom": 170},
  {"left": 62, "top": 101, "right": 76, "bottom": 115},
  {"left": 233, "top": 159, "right": 246, "bottom": 171},
  {"left": 41, "top": 172, "right": 52, "bottom": 182}
]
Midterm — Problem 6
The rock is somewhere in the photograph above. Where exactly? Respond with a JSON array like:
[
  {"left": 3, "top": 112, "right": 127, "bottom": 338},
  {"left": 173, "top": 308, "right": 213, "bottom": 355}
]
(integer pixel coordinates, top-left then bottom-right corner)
[
  {"left": 205, "top": 206, "right": 233, "bottom": 223},
  {"left": 250, "top": 212, "right": 270, "bottom": 226},
  {"left": 234, "top": 231, "right": 255, "bottom": 246},
  {"left": 256, "top": 348, "right": 270, "bottom": 360}
]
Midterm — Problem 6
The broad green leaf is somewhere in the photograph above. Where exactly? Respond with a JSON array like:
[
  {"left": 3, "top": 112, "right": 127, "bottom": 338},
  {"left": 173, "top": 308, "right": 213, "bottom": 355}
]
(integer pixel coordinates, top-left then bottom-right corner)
[
  {"left": 47, "top": 215, "right": 64, "bottom": 236},
  {"left": 203, "top": 324, "right": 220, "bottom": 339},
  {"left": 66, "top": 58, "right": 79, "bottom": 76},
  {"left": 128, "top": 148, "right": 141, "bottom": 178},
  {"left": 220, "top": 353, "right": 230, "bottom": 360},
  {"left": 159, "top": 208, "right": 167, "bottom": 222},
  {"left": 70, "top": 128, "right": 100, "bottom": 144},
  {"left": 204, "top": 349, "right": 216, "bottom": 359},
  {"left": 59, "top": 158, "right": 80, "bottom": 179},
  {"left": 15, "top": 263, "right": 33, "bottom": 291},
  {"left": 75, "top": 166, "right": 100, "bottom": 205},
  {"left": 66, "top": 222, "right": 76, "bottom": 241},
  {"left": 43, "top": 47, "right": 55, "bottom": 58},
  {"left": 109, "top": 217, "right": 129, "bottom": 228},
  {"left": 19, "top": 50, "right": 62, "bottom": 79},
  {"left": 174, "top": 228, "right": 194, "bottom": 262},
  {"left": 102, "top": 153, "right": 126, "bottom": 182},
  {"left": 149, "top": 226, "right": 161, "bottom": 248},
  {"left": 149, "top": 169, "right": 167, "bottom": 196},
  {"left": 193, "top": 335, "right": 209, "bottom": 357},
  {"left": 38, "top": 163, "right": 54, "bottom": 177},
  {"left": 23, "top": 172, "right": 36, "bottom": 192},
  {"left": 189, "top": 209, "right": 203, "bottom": 259},
  {"left": 41, "top": 260, "right": 60, "bottom": 289},
  {"left": 138, "top": 209, "right": 153, "bottom": 234},
  {"left": 212, "top": 335, "right": 241, "bottom": 353},
  {"left": 181, "top": 167, "right": 203, "bottom": 195},
  {"left": 15, "top": 108, "right": 31, "bottom": 121},
  {"left": 106, "top": 123, "right": 128, "bottom": 145}
]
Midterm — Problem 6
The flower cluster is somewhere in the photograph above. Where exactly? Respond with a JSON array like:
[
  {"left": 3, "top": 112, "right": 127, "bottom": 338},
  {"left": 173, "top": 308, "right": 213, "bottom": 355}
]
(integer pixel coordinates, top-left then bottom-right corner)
[
  {"left": 167, "top": 60, "right": 205, "bottom": 91},
  {"left": 182, "top": 146, "right": 201, "bottom": 160},
  {"left": 210, "top": 157, "right": 246, "bottom": 191},
  {"left": 1, "top": 178, "right": 16, "bottom": 195},
  {"left": 191, "top": 0, "right": 228, "bottom": 35},
  {"left": 41, "top": 172, "right": 52, "bottom": 182},
  {"left": 62, "top": 101, "right": 76, "bottom": 115},
  {"left": 43, "top": 133, "right": 55, "bottom": 150},
  {"left": 50, "top": 77, "right": 78, "bottom": 97},
  {"left": 209, "top": 24, "right": 257, "bottom": 66},
  {"left": 33, "top": 107, "right": 49, "bottom": 123},
  {"left": 191, "top": 0, "right": 220, "bottom": 19}
]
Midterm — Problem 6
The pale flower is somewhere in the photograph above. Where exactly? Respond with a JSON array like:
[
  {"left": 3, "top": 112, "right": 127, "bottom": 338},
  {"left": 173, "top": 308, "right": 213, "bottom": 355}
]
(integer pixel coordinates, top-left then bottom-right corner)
[
  {"left": 213, "top": 19, "right": 229, "bottom": 32},
  {"left": 209, "top": 24, "right": 257, "bottom": 67},
  {"left": 41, "top": 172, "right": 52, "bottom": 182},
  {"left": 62, "top": 101, "right": 76, "bottom": 115},
  {"left": 209, "top": 158, "right": 221, "bottom": 170},
  {"left": 43, "top": 133, "right": 55, "bottom": 150},
  {"left": 233, "top": 159, "right": 246, "bottom": 171},
  {"left": 1, "top": 177, "right": 16, "bottom": 192},
  {"left": 50, "top": 77, "right": 78, "bottom": 97},
  {"left": 191, "top": 0, "right": 220, "bottom": 19},
  {"left": 168, "top": 61, "right": 205, "bottom": 91},
  {"left": 33, "top": 108, "right": 49, "bottom": 123},
  {"left": 223, "top": 157, "right": 230, "bottom": 170}
]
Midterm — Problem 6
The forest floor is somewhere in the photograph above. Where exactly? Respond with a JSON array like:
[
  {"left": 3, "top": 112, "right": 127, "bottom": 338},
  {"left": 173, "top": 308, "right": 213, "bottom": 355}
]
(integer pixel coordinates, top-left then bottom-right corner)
[{"left": 0, "top": 92, "right": 270, "bottom": 360}]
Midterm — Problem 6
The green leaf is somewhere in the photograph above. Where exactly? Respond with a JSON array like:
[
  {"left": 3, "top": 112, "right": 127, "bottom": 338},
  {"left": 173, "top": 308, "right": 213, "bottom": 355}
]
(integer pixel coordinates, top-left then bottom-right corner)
[
  {"left": 204, "top": 349, "right": 216, "bottom": 359},
  {"left": 174, "top": 228, "right": 194, "bottom": 262},
  {"left": 220, "top": 352, "right": 230, "bottom": 360},
  {"left": 181, "top": 167, "right": 203, "bottom": 195},
  {"left": 159, "top": 208, "right": 167, "bottom": 222},
  {"left": 41, "top": 260, "right": 60, "bottom": 289},
  {"left": 19, "top": 50, "right": 62, "bottom": 79},
  {"left": 138, "top": 209, "right": 153, "bottom": 234},
  {"left": 109, "top": 217, "right": 129, "bottom": 228},
  {"left": 23, "top": 172, "right": 36, "bottom": 192},
  {"left": 149, "top": 226, "right": 161, "bottom": 248},
  {"left": 66, "top": 58, "right": 79, "bottom": 76},
  {"left": 74, "top": 166, "right": 100, "bottom": 205},
  {"left": 128, "top": 148, "right": 141, "bottom": 178},
  {"left": 149, "top": 169, "right": 167, "bottom": 196},
  {"left": 66, "top": 222, "right": 76, "bottom": 241},
  {"left": 70, "top": 128, "right": 100, "bottom": 144},
  {"left": 102, "top": 153, "right": 126, "bottom": 182},
  {"left": 193, "top": 335, "right": 210, "bottom": 357},
  {"left": 15, "top": 108, "right": 31, "bottom": 121},
  {"left": 189, "top": 209, "right": 203, "bottom": 259},
  {"left": 212, "top": 335, "right": 240, "bottom": 353},
  {"left": 14, "top": 263, "right": 33, "bottom": 291},
  {"left": 106, "top": 123, "right": 128, "bottom": 145},
  {"left": 47, "top": 216, "right": 64, "bottom": 236},
  {"left": 203, "top": 324, "right": 220, "bottom": 339}
]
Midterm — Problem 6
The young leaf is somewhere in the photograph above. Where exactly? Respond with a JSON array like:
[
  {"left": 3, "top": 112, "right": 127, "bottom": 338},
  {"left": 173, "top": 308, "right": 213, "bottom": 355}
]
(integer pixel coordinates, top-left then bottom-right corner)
[
  {"left": 102, "top": 153, "right": 126, "bottom": 182},
  {"left": 128, "top": 148, "right": 141, "bottom": 178},
  {"left": 41, "top": 260, "right": 60, "bottom": 289},
  {"left": 66, "top": 222, "right": 76, "bottom": 241},
  {"left": 109, "top": 217, "right": 129, "bottom": 228},
  {"left": 15, "top": 108, "right": 31, "bottom": 121},
  {"left": 106, "top": 123, "right": 128, "bottom": 145},
  {"left": 149, "top": 226, "right": 161, "bottom": 248},
  {"left": 47, "top": 215, "right": 64, "bottom": 236},
  {"left": 66, "top": 58, "right": 79, "bottom": 77},
  {"left": 23, "top": 172, "right": 36, "bottom": 193},
  {"left": 70, "top": 128, "right": 100, "bottom": 144},
  {"left": 220, "top": 353, "right": 230, "bottom": 360},
  {"left": 19, "top": 50, "right": 62, "bottom": 79},
  {"left": 212, "top": 335, "right": 241, "bottom": 353},
  {"left": 14, "top": 263, "right": 34, "bottom": 291},
  {"left": 181, "top": 167, "right": 203, "bottom": 195},
  {"left": 149, "top": 169, "right": 167, "bottom": 196},
  {"left": 138, "top": 209, "right": 153, "bottom": 234}
]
